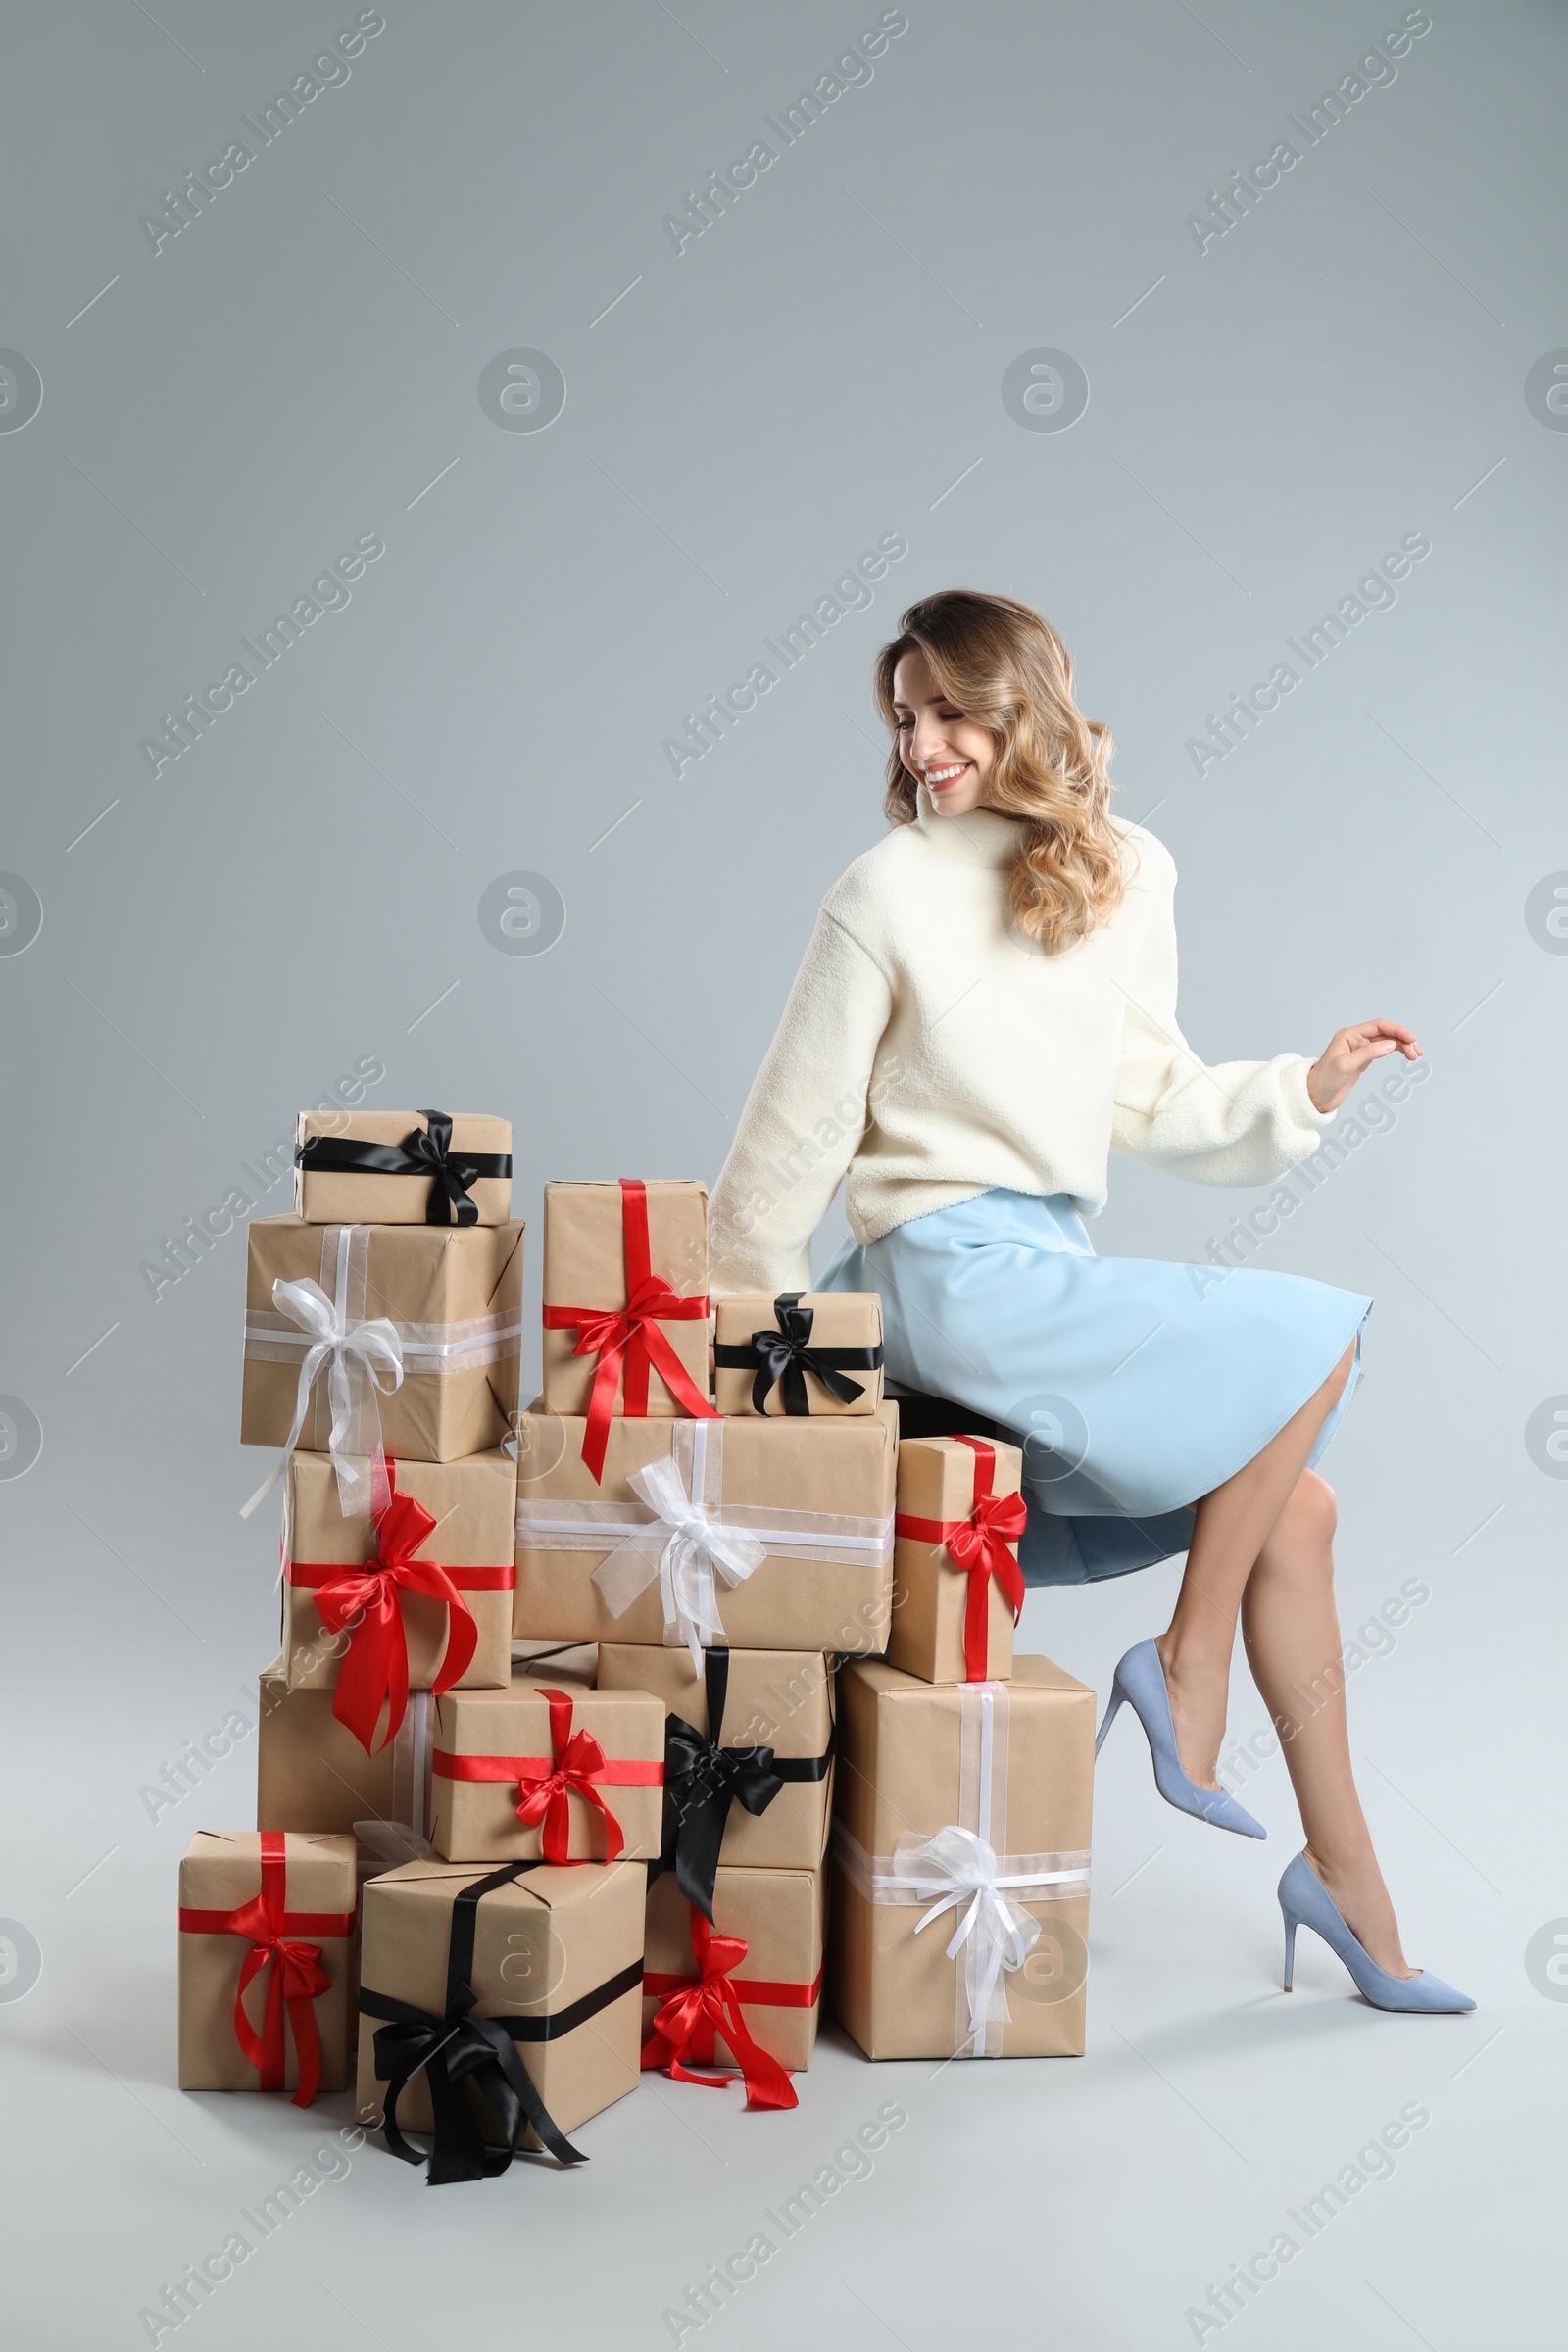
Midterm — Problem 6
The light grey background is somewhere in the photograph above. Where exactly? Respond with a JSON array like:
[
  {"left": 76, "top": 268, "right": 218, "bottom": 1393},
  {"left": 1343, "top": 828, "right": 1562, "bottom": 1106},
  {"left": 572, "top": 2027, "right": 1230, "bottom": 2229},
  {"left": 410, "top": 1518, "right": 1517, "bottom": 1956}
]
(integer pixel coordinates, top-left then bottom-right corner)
[{"left": 3, "top": 2, "right": 1564, "bottom": 2345}]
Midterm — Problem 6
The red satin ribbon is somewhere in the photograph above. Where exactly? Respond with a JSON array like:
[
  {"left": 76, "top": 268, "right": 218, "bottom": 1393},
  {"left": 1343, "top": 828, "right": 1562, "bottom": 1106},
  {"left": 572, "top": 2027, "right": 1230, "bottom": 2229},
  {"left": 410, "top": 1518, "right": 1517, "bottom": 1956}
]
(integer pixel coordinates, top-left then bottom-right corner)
[
  {"left": 176, "top": 1834, "right": 353, "bottom": 2108},
  {"left": 297, "top": 1463, "right": 488, "bottom": 1754},
  {"left": 895, "top": 1435, "right": 1027, "bottom": 1681},
  {"left": 431, "top": 1689, "right": 663, "bottom": 1863},
  {"left": 641, "top": 1911, "right": 814, "bottom": 2110},
  {"left": 542, "top": 1177, "right": 717, "bottom": 1480}
]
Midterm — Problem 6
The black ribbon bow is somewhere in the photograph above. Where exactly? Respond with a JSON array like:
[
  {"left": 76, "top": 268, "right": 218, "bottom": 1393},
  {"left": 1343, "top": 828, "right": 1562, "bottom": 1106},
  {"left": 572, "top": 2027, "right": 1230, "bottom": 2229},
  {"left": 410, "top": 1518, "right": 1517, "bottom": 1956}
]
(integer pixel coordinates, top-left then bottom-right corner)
[
  {"left": 654, "top": 1649, "right": 831, "bottom": 1924},
  {"left": 359, "top": 1862, "right": 638, "bottom": 2185},
  {"left": 295, "top": 1107, "right": 511, "bottom": 1227},
  {"left": 715, "top": 1292, "right": 884, "bottom": 1416}
]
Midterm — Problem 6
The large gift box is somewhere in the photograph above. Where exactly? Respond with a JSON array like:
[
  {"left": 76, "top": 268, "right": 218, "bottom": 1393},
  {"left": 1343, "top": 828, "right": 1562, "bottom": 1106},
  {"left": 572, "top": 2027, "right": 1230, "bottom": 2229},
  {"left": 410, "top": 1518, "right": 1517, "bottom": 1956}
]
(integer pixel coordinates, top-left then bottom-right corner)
[
  {"left": 355, "top": 1857, "right": 645, "bottom": 2180},
  {"left": 643, "top": 1863, "right": 825, "bottom": 2109},
  {"left": 598, "top": 1644, "right": 833, "bottom": 1917},
  {"left": 830, "top": 1657, "right": 1093, "bottom": 2060},
  {"left": 256, "top": 1659, "right": 430, "bottom": 1842},
  {"left": 280, "top": 1451, "right": 514, "bottom": 1748},
  {"left": 713, "top": 1290, "right": 884, "bottom": 1418},
  {"left": 242, "top": 1218, "right": 524, "bottom": 1492},
  {"left": 178, "top": 1831, "right": 357, "bottom": 2104},
  {"left": 514, "top": 1405, "right": 898, "bottom": 1654},
  {"left": 890, "top": 1435, "right": 1026, "bottom": 1684},
  {"left": 429, "top": 1671, "right": 664, "bottom": 1862},
  {"left": 294, "top": 1108, "right": 513, "bottom": 1226},
  {"left": 541, "top": 1179, "right": 714, "bottom": 1476}
]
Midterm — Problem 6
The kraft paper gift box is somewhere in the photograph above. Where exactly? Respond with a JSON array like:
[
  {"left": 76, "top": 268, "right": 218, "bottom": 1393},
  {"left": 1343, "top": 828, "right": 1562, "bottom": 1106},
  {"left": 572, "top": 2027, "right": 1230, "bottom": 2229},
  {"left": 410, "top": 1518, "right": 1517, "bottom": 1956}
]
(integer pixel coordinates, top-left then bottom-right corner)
[
  {"left": 429, "top": 1671, "right": 664, "bottom": 1863},
  {"left": 514, "top": 1404, "right": 898, "bottom": 1653},
  {"left": 598, "top": 1645, "right": 834, "bottom": 1914},
  {"left": 890, "top": 1435, "right": 1026, "bottom": 1685},
  {"left": 830, "top": 1657, "right": 1094, "bottom": 2061},
  {"left": 256, "top": 1658, "right": 431, "bottom": 1844},
  {"left": 713, "top": 1290, "right": 884, "bottom": 1417},
  {"left": 643, "top": 1862, "right": 826, "bottom": 2105},
  {"left": 294, "top": 1108, "right": 513, "bottom": 1226},
  {"left": 280, "top": 1452, "right": 515, "bottom": 1744},
  {"left": 541, "top": 1180, "right": 712, "bottom": 1474},
  {"left": 178, "top": 1831, "right": 357, "bottom": 2103},
  {"left": 355, "top": 1857, "right": 645, "bottom": 2177},
  {"left": 242, "top": 1217, "right": 524, "bottom": 1484}
]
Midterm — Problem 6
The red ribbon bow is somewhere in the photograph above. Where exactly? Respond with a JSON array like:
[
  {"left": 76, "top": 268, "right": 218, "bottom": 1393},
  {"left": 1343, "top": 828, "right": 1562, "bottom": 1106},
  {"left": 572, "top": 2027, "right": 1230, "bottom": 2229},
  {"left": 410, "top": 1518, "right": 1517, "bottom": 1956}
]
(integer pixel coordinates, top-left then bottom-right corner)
[
  {"left": 896, "top": 1435, "right": 1027, "bottom": 1681},
  {"left": 641, "top": 1912, "right": 799, "bottom": 2110},
  {"left": 513, "top": 1687, "right": 625, "bottom": 1864},
  {"left": 179, "top": 1834, "right": 348, "bottom": 2108},
  {"left": 309, "top": 1464, "right": 477, "bottom": 1753},
  {"left": 542, "top": 1178, "right": 718, "bottom": 1481}
]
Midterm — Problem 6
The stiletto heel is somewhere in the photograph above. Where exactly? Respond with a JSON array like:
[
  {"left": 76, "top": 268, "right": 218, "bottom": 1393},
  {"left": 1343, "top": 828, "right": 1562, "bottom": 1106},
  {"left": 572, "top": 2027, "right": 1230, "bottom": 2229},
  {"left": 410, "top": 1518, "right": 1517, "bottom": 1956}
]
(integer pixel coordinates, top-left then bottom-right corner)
[
  {"left": 1095, "top": 1638, "right": 1265, "bottom": 1838},
  {"left": 1276, "top": 1852, "right": 1474, "bottom": 2013}
]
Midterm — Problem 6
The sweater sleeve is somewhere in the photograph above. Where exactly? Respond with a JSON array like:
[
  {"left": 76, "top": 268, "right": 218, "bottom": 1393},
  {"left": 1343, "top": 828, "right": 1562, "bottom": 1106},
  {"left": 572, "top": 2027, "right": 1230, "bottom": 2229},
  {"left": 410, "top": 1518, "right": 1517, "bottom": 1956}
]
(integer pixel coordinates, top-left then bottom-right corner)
[
  {"left": 1110, "top": 846, "right": 1335, "bottom": 1186},
  {"left": 709, "top": 908, "right": 894, "bottom": 1296}
]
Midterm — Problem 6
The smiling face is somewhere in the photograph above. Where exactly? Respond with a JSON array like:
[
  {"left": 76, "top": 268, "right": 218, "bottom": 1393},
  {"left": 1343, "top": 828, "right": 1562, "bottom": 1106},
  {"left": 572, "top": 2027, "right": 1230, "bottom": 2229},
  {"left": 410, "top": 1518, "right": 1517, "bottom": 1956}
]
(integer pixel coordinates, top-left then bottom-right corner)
[{"left": 890, "top": 647, "right": 998, "bottom": 817}]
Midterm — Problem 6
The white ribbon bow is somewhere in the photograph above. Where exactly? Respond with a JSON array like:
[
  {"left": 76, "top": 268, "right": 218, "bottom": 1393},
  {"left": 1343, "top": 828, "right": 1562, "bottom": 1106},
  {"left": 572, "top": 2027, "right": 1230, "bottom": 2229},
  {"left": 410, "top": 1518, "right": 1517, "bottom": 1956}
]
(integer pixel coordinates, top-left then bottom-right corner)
[
  {"left": 893, "top": 1823, "right": 1042, "bottom": 2043},
  {"left": 239, "top": 1274, "right": 403, "bottom": 1520},
  {"left": 592, "top": 1450, "right": 765, "bottom": 1669}
]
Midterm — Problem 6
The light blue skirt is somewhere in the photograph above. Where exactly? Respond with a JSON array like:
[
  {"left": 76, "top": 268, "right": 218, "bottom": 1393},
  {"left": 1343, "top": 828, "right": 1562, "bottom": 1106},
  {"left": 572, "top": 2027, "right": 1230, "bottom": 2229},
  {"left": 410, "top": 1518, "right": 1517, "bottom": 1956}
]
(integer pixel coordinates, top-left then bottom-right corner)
[{"left": 819, "top": 1188, "right": 1372, "bottom": 1587}]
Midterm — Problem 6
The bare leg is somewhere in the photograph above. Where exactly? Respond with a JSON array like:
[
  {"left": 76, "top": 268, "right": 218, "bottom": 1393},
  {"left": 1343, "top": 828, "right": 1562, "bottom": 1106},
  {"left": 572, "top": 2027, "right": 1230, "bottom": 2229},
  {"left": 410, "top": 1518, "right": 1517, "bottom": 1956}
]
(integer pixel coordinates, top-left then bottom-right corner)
[
  {"left": 1240, "top": 1471, "right": 1411, "bottom": 1975},
  {"left": 1155, "top": 1341, "right": 1357, "bottom": 1788}
]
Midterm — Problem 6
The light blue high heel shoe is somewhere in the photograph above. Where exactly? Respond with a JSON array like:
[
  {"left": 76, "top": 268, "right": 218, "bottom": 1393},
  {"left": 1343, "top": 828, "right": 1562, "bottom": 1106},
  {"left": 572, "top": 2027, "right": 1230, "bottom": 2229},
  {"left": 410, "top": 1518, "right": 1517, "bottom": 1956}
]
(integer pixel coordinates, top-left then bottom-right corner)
[
  {"left": 1095, "top": 1638, "right": 1266, "bottom": 1838},
  {"left": 1278, "top": 1852, "right": 1475, "bottom": 2011}
]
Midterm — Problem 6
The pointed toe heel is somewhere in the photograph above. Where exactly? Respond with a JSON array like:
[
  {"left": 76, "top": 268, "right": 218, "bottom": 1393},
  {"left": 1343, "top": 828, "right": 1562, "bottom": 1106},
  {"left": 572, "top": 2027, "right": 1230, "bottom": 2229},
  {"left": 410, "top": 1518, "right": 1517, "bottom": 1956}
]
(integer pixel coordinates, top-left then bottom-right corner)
[
  {"left": 1095, "top": 1638, "right": 1265, "bottom": 1839},
  {"left": 1276, "top": 1854, "right": 1475, "bottom": 2013}
]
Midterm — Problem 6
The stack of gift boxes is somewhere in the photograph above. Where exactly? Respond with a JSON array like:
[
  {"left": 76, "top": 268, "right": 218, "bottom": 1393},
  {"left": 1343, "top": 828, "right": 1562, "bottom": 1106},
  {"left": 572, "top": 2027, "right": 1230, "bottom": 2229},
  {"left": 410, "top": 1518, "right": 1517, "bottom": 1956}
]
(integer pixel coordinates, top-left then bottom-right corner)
[{"left": 175, "top": 1121, "right": 1096, "bottom": 2183}]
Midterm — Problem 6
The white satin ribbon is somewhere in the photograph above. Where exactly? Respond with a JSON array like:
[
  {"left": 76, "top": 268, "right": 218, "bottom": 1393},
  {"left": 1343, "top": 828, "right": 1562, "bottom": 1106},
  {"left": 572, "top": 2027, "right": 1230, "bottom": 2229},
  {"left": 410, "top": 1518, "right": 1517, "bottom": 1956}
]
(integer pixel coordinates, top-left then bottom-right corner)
[
  {"left": 591, "top": 1422, "right": 765, "bottom": 1668},
  {"left": 835, "top": 1681, "right": 1092, "bottom": 2057},
  {"left": 893, "top": 1824, "right": 1044, "bottom": 2043},
  {"left": 239, "top": 1226, "right": 403, "bottom": 1521}
]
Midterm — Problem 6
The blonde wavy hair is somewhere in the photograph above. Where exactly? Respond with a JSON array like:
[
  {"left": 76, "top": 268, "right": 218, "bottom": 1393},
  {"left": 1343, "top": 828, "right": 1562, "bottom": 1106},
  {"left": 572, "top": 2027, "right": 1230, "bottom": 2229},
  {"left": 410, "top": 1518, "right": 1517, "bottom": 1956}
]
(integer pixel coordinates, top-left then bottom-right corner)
[{"left": 874, "top": 590, "right": 1129, "bottom": 951}]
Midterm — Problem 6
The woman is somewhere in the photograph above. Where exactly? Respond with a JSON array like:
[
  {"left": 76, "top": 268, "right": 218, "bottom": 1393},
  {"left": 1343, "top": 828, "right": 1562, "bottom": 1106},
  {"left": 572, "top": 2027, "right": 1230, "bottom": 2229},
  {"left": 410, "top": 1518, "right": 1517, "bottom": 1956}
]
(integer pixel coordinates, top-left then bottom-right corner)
[{"left": 708, "top": 588, "right": 1470, "bottom": 2013}]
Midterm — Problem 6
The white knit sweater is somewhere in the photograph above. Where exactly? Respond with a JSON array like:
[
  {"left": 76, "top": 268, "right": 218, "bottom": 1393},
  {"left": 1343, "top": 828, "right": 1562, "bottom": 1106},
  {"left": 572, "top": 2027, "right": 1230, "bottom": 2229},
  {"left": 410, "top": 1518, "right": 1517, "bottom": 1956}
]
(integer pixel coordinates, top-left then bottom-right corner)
[{"left": 709, "top": 794, "right": 1336, "bottom": 1295}]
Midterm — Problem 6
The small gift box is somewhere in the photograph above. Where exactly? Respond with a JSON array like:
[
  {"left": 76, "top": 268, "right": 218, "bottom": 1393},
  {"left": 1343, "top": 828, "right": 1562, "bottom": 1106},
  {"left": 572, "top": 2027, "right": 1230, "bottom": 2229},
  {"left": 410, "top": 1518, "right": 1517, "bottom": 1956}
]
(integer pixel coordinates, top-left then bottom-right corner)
[
  {"left": 241, "top": 1217, "right": 525, "bottom": 1513},
  {"left": 713, "top": 1291, "right": 884, "bottom": 1417},
  {"left": 294, "top": 1108, "right": 513, "bottom": 1226},
  {"left": 429, "top": 1672, "right": 664, "bottom": 1862},
  {"left": 256, "top": 1658, "right": 431, "bottom": 1842},
  {"left": 280, "top": 1451, "right": 515, "bottom": 1749},
  {"left": 830, "top": 1657, "right": 1093, "bottom": 2061},
  {"left": 642, "top": 1863, "right": 826, "bottom": 2110},
  {"left": 178, "top": 1831, "right": 357, "bottom": 2104},
  {"left": 598, "top": 1645, "right": 833, "bottom": 1918},
  {"left": 541, "top": 1179, "right": 714, "bottom": 1478},
  {"left": 514, "top": 1405, "right": 898, "bottom": 1655},
  {"left": 355, "top": 1857, "right": 645, "bottom": 2181},
  {"left": 890, "top": 1435, "right": 1026, "bottom": 1684}
]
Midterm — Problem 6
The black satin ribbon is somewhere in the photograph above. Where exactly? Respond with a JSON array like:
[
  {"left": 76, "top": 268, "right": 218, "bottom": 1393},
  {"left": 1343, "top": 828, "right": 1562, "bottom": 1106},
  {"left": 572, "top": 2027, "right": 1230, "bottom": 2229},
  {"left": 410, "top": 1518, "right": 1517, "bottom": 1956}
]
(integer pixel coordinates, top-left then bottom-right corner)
[
  {"left": 295, "top": 1108, "right": 511, "bottom": 1227},
  {"left": 360, "top": 1861, "right": 639, "bottom": 2185},
  {"left": 652, "top": 1647, "right": 831, "bottom": 1925},
  {"left": 713, "top": 1292, "right": 884, "bottom": 1416}
]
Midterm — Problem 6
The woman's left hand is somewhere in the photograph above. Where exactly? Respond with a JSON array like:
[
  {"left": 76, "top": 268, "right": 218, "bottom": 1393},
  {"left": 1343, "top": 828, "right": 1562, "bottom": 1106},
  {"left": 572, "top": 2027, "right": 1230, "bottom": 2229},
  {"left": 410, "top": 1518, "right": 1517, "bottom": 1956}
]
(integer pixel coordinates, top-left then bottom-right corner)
[{"left": 1306, "top": 1019, "right": 1422, "bottom": 1113}]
